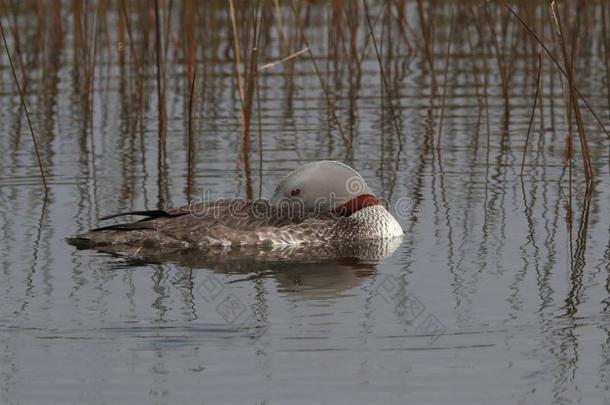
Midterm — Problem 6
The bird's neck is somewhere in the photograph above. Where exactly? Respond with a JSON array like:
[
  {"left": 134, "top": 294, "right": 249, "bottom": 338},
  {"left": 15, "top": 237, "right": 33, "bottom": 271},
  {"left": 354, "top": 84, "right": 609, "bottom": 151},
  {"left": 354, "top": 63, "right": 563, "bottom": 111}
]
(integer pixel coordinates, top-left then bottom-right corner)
[{"left": 334, "top": 194, "right": 380, "bottom": 216}]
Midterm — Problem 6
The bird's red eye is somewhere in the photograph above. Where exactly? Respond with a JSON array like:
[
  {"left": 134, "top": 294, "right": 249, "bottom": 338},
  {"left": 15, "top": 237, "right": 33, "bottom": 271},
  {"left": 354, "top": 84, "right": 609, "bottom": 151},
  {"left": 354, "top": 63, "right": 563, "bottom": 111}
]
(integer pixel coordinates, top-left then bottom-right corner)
[{"left": 290, "top": 188, "right": 301, "bottom": 197}]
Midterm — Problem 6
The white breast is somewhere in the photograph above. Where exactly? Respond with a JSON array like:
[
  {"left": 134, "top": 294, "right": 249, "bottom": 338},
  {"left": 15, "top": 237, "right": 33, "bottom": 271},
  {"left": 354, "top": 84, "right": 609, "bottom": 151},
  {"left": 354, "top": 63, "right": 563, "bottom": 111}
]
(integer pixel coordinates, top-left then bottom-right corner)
[{"left": 333, "top": 205, "right": 403, "bottom": 243}]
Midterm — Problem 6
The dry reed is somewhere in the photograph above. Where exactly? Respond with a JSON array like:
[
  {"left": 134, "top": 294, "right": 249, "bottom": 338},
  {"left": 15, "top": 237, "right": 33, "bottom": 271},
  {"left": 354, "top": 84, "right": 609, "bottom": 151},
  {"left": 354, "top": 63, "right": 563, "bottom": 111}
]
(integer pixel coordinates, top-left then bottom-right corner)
[
  {"left": 549, "top": 1, "right": 593, "bottom": 186},
  {"left": 436, "top": 9, "right": 455, "bottom": 151},
  {"left": 506, "top": 3, "right": 610, "bottom": 141},
  {"left": 0, "top": 18, "right": 47, "bottom": 194},
  {"left": 1, "top": 0, "right": 609, "bottom": 223},
  {"left": 186, "top": 69, "right": 197, "bottom": 203},
  {"left": 363, "top": 0, "right": 403, "bottom": 151},
  {"left": 520, "top": 53, "right": 543, "bottom": 177},
  {"left": 289, "top": 0, "right": 351, "bottom": 153}
]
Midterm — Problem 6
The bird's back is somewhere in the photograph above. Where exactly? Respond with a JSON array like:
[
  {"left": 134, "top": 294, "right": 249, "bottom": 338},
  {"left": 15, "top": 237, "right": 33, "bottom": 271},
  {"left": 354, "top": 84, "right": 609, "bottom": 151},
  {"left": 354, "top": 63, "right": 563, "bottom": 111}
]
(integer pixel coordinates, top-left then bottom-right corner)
[{"left": 72, "top": 199, "right": 339, "bottom": 248}]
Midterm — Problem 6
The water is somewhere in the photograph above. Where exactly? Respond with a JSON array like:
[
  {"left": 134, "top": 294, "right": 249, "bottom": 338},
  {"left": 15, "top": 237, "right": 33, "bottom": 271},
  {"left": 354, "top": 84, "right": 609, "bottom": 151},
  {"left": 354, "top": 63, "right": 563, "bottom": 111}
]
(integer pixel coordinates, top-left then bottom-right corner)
[{"left": 1, "top": 2, "right": 610, "bottom": 404}]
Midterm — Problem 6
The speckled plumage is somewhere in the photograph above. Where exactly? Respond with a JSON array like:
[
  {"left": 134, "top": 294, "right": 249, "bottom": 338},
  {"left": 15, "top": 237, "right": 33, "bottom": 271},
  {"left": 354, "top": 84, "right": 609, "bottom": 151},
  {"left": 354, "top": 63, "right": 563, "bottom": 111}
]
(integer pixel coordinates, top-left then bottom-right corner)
[
  {"left": 73, "top": 200, "right": 403, "bottom": 248},
  {"left": 71, "top": 161, "right": 405, "bottom": 252}
]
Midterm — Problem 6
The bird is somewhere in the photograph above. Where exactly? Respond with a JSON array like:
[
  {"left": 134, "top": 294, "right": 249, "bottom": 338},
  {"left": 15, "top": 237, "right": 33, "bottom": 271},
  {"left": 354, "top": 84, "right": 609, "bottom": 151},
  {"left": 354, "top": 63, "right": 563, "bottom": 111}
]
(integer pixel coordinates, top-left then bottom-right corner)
[{"left": 70, "top": 161, "right": 403, "bottom": 250}]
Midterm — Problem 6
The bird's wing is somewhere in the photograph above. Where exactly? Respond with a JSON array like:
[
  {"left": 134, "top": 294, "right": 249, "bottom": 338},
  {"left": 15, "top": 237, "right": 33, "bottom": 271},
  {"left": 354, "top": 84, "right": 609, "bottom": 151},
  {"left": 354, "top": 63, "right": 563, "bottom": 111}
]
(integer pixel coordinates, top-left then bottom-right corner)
[{"left": 77, "top": 199, "right": 338, "bottom": 247}]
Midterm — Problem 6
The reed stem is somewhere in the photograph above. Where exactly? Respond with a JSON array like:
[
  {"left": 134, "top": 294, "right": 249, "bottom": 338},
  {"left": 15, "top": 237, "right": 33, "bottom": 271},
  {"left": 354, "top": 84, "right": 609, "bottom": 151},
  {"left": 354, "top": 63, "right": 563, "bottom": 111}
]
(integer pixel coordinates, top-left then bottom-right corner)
[
  {"left": 506, "top": 3, "right": 610, "bottom": 141},
  {"left": 520, "top": 53, "right": 542, "bottom": 177},
  {"left": 363, "top": 0, "right": 403, "bottom": 150},
  {"left": 0, "top": 18, "right": 48, "bottom": 194}
]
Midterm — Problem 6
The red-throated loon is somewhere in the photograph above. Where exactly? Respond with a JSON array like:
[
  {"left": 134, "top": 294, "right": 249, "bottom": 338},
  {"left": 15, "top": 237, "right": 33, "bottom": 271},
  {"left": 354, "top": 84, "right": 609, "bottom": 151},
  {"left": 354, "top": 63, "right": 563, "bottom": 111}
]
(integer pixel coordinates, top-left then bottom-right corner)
[{"left": 72, "top": 161, "right": 404, "bottom": 248}]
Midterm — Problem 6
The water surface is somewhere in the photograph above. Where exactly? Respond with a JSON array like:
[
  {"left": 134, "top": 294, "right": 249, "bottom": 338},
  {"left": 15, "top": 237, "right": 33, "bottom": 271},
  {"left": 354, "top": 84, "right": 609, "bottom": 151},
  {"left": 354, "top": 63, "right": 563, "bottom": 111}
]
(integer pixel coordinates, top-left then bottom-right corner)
[{"left": 1, "top": 2, "right": 610, "bottom": 404}]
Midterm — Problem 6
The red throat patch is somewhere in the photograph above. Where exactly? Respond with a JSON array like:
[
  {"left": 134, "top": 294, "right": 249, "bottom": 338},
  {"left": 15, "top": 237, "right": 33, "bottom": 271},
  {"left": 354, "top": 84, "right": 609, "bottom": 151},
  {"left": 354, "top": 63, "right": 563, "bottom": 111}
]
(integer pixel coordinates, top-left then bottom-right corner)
[{"left": 334, "top": 194, "right": 380, "bottom": 217}]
